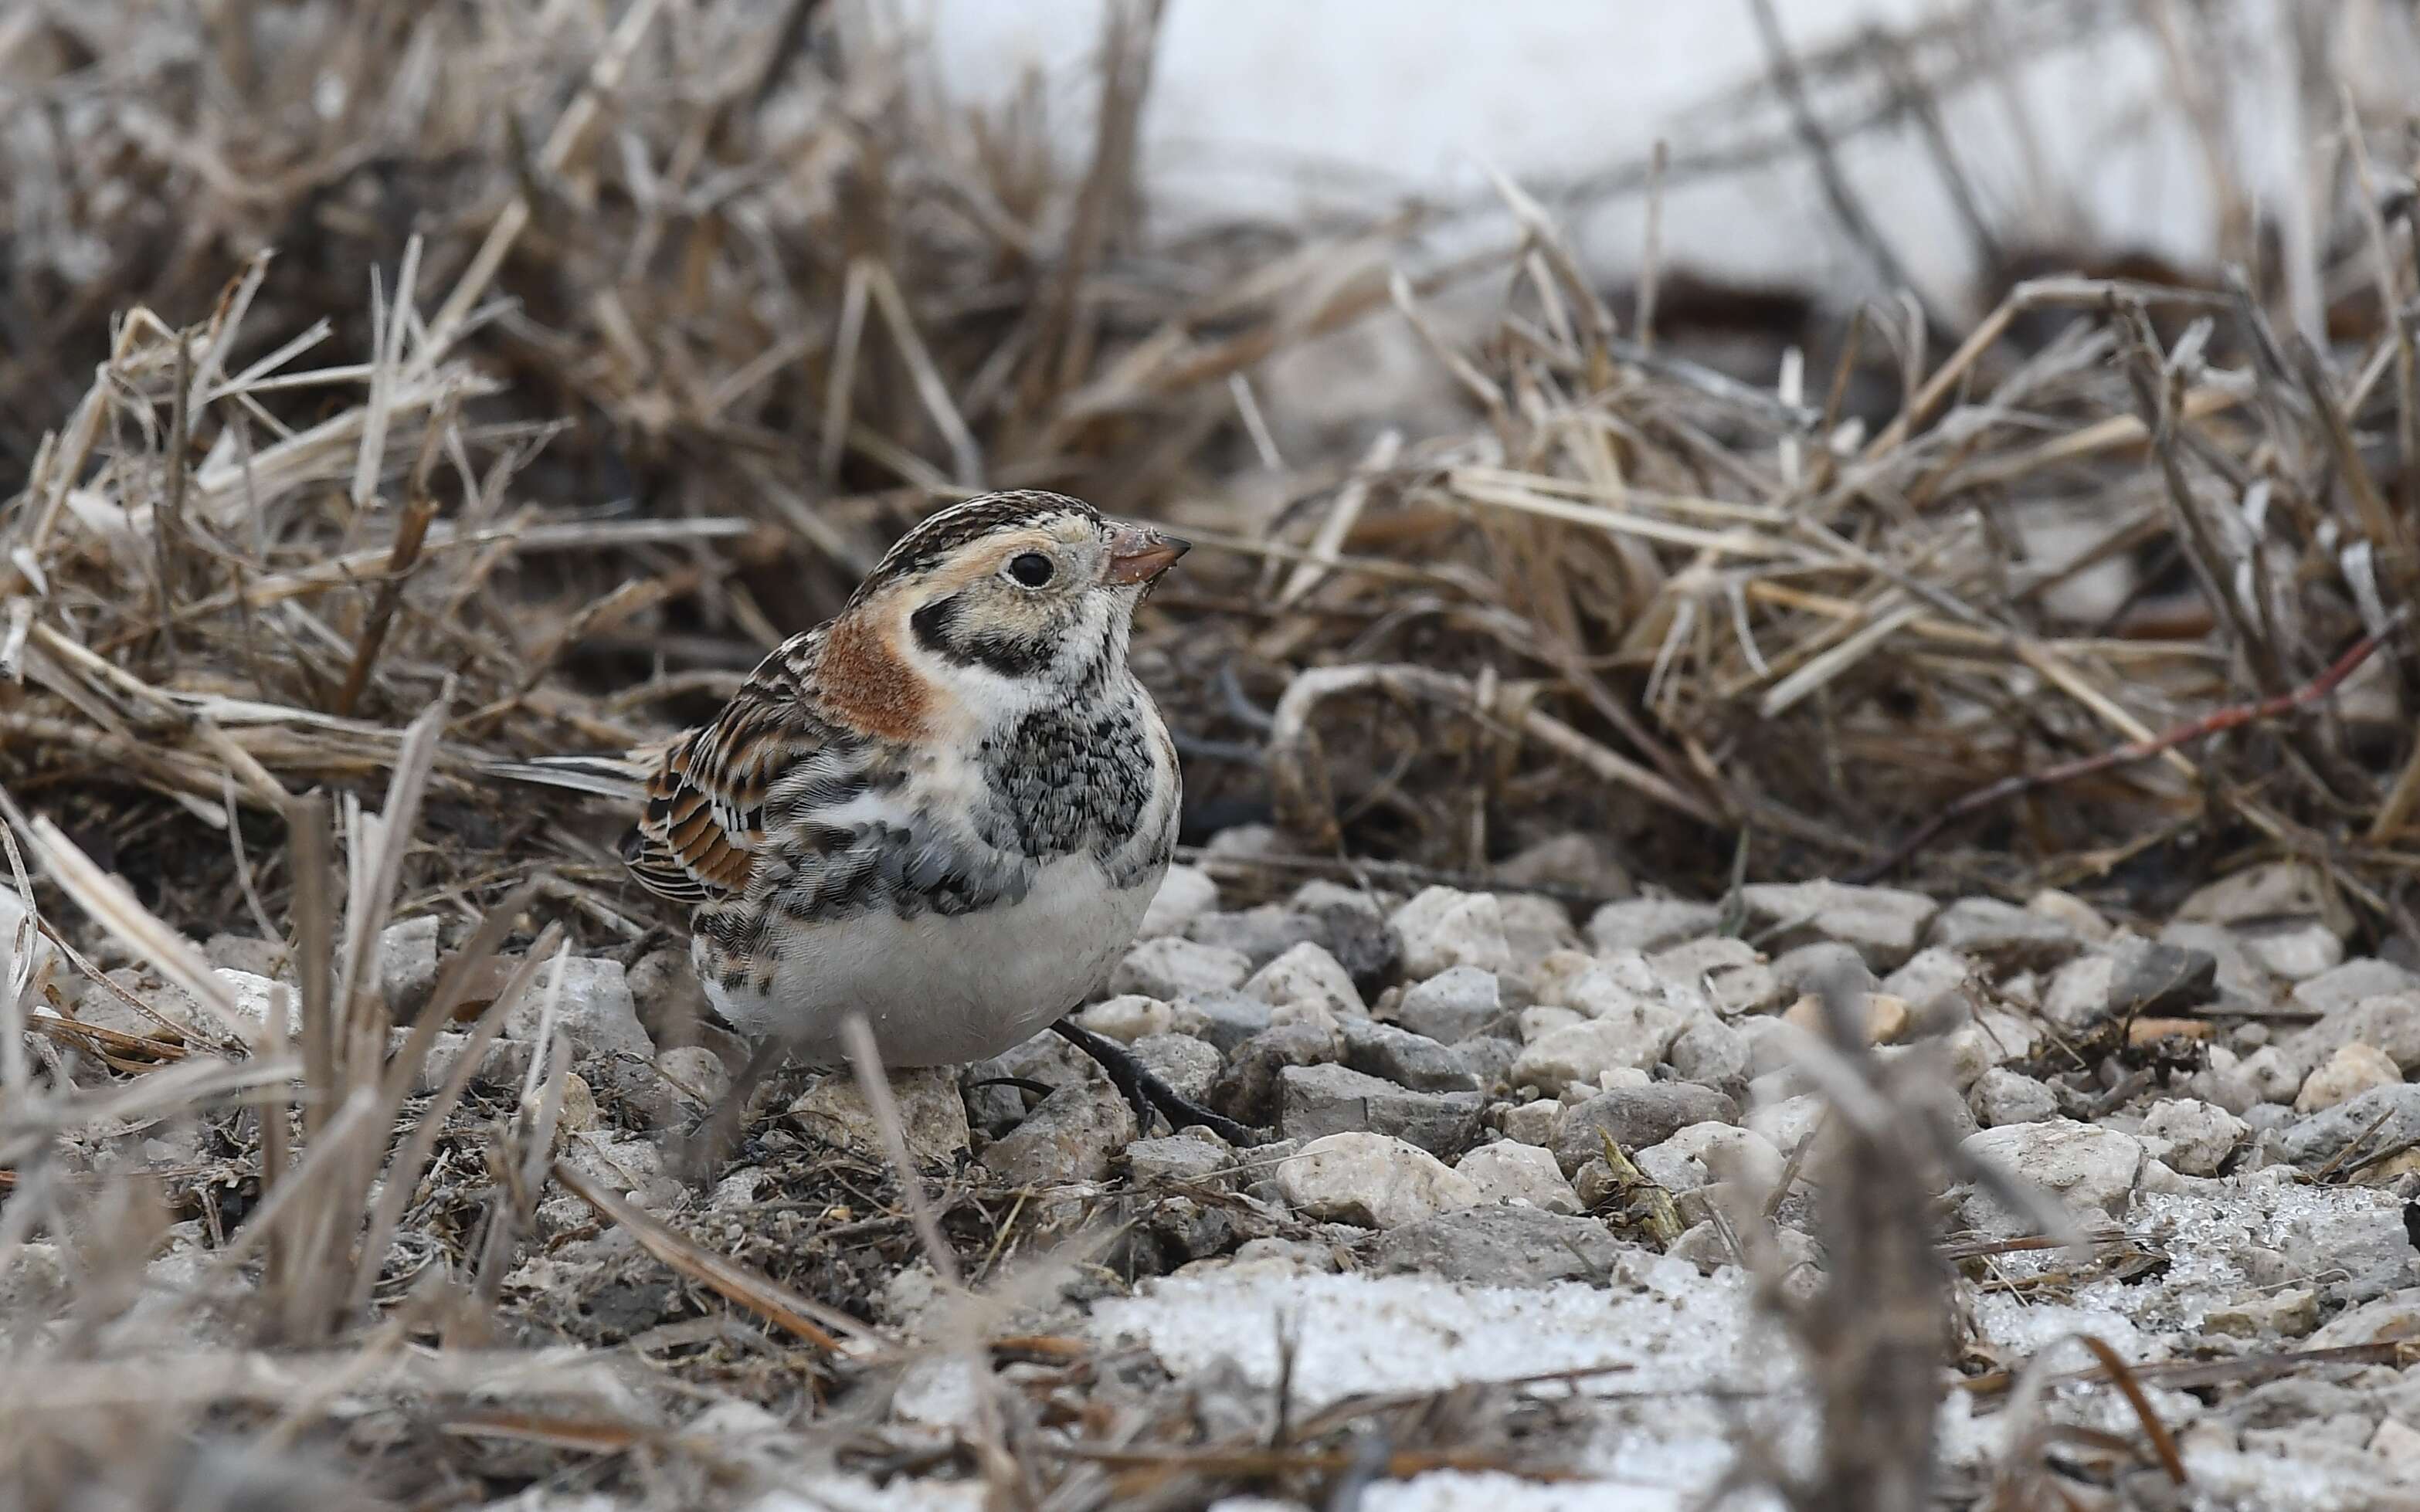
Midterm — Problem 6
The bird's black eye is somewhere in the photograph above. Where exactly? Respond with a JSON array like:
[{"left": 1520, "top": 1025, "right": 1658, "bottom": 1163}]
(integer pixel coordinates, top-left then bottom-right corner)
[{"left": 1007, "top": 552, "right": 1055, "bottom": 587}]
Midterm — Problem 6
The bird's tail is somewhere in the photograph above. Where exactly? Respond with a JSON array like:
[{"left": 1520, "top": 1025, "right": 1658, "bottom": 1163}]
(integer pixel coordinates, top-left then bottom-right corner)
[{"left": 479, "top": 753, "right": 652, "bottom": 803}]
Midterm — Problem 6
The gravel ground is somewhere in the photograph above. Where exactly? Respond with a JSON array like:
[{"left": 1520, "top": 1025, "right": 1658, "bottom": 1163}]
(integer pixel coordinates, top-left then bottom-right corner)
[{"left": 20, "top": 836, "right": 2420, "bottom": 1509}]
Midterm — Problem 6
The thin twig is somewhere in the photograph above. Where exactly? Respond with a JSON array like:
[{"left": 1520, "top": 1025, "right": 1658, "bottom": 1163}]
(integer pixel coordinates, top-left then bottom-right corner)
[{"left": 1858, "top": 612, "right": 2407, "bottom": 880}]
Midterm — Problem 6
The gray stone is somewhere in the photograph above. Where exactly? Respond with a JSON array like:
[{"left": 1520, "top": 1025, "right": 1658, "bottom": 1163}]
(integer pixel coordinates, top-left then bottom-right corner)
[
  {"left": 1125, "top": 1131, "right": 1237, "bottom": 1187},
  {"left": 1392, "top": 965, "right": 1505, "bottom": 1043},
  {"left": 2203, "top": 1287, "right": 2320, "bottom": 1341},
  {"left": 506, "top": 957, "right": 653, "bottom": 1063},
  {"left": 1496, "top": 894, "right": 1583, "bottom": 974},
  {"left": 1275, "top": 1133, "right": 1482, "bottom": 1229},
  {"left": 2238, "top": 921, "right": 2345, "bottom": 983},
  {"left": 2184, "top": 1049, "right": 2262, "bottom": 1117},
  {"left": 1289, "top": 880, "right": 1390, "bottom": 918},
  {"left": 2106, "top": 936, "right": 2221, "bottom": 1019},
  {"left": 979, "top": 1077, "right": 1137, "bottom": 1185},
  {"left": 2277, "top": 1202, "right": 2420, "bottom": 1306},
  {"left": 2177, "top": 859, "right": 2352, "bottom": 937},
  {"left": 1924, "top": 1078, "right": 1982, "bottom": 1144},
  {"left": 2138, "top": 1097, "right": 2249, "bottom": 1176},
  {"left": 1072, "top": 995, "right": 1175, "bottom": 1043},
  {"left": 1172, "top": 990, "right": 1276, "bottom": 1055},
  {"left": 1771, "top": 941, "right": 1881, "bottom": 997},
  {"left": 2238, "top": 1045, "right": 2305, "bottom": 1104},
  {"left": 2041, "top": 954, "right": 2117, "bottom": 1030},
  {"left": 1454, "top": 1140, "right": 1584, "bottom": 1212},
  {"left": 1646, "top": 936, "right": 1781, "bottom": 1015},
  {"left": 1960, "top": 1119, "right": 2145, "bottom": 1224},
  {"left": 1139, "top": 865, "right": 1220, "bottom": 938},
  {"left": 411, "top": 1031, "right": 532, "bottom": 1093},
  {"left": 791, "top": 1069, "right": 972, "bottom": 1167},
  {"left": 1587, "top": 898, "right": 1723, "bottom": 956},
  {"left": 1291, "top": 882, "right": 1400, "bottom": 984},
  {"left": 2306, "top": 1290, "right": 2420, "bottom": 1349},
  {"left": 1245, "top": 941, "right": 1365, "bottom": 1016},
  {"left": 1969, "top": 1067, "right": 2059, "bottom": 1127},
  {"left": 1203, "top": 823, "right": 1283, "bottom": 860},
  {"left": 2025, "top": 889, "right": 2113, "bottom": 944},
  {"left": 1134, "top": 1032, "right": 1224, "bottom": 1103},
  {"left": 1553, "top": 1083, "right": 1740, "bottom": 1174},
  {"left": 1499, "top": 1098, "right": 1563, "bottom": 1146},
  {"left": 1222, "top": 1235, "right": 1342, "bottom": 1274},
  {"left": 1494, "top": 833, "right": 1632, "bottom": 898},
  {"left": 1115, "top": 937, "right": 1251, "bottom": 1000},
  {"left": 562, "top": 1056, "right": 651, "bottom": 1138},
  {"left": 626, "top": 946, "right": 709, "bottom": 1042},
  {"left": 1234, "top": 1137, "right": 1304, "bottom": 1209},
  {"left": 1368, "top": 1205, "right": 1622, "bottom": 1287},
  {"left": 1519, "top": 1005, "right": 1585, "bottom": 1043},
  {"left": 1923, "top": 897, "right": 2083, "bottom": 971},
  {"left": 2153, "top": 921, "right": 2269, "bottom": 1009},
  {"left": 560, "top": 1134, "right": 686, "bottom": 1214},
  {"left": 2244, "top": 1102, "right": 2298, "bottom": 1137},
  {"left": 1880, "top": 947, "right": 1983, "bottom": 1020},
  {"left": 2296, "top": 1042, "right": 2399, "bottom": 1114},
  {"left": 1736, "top": 880, "right": 1939, "bottom": 970},
  {"left": 202, "top": 933, "right": 288, "bottom": 981},
  {"left": 1683, "top": 1222, "right": 1823, "bottom": 1287},
  {"left": 1550, "top": 954, "right": 1667, "bottom": 1016},
  {"left": 1512, "top": 1003, "right": 1689, "bottom": 1095},
  {"left": 1946, "top": 1008, "right": 2044, "bottom": 1082},
  {"left": 378, "top": 916, "right": 442, "bottom": 1015},
  {"left": 1571, "top": 1157, "right": 1621, "bottom": 1209},
  {"left": 1652, "top": 1121, "right": 1785, "bottom": 1197},
  {"left": 2052, "top": 954, "right": 2127, "bottom": 1028},
  {"left": 1342, "top": 1019, "right": 1480, "bottom": 1092},
  {"left": 1528, "top": 945, "right": 1613, "bottom": 993},
  {"left": 0, "top": 1242, "right": 70, "bottom": 1318},
  {"left": 1279, "top": 1063, "right": 1485, "bottom": 1156},
  {"left": 2375, "top": 1417, "right": 2420, "bottom": 1470},
  {"left": 1633, "top": 1139, "right": 1709, "bottom": 1194},
  {"left": 2293, "top": 958, "right": 2420, "bottom": 1018},
  {"left": 1745, "top": 1091, "right": 1826, "bottom": 1154},
  {"left": 1212, "top": 1021, "right": 1343, "bottom": 1125},
  {"left": 962, "top": 1033, "right": 1095, "bottom": 1137},
  {"left": 555, "top": 1070, "right": 602, "bottom": 1131},
  {"left": 1455, "top": 1035, "right": 1520, "bottom": 1090},
  {"left": 70, "top": 967, "right": 206, "bottom": 1042},
  {"left": 1668, "top": 1015, "right": 1751, "bottom": 1093},
  {"left": 1390, "top": 887, "right": 1514, "bottom": 978},
  {"left": 653, "top": 1046, "right": 732, "bottom": 1114},
  {"left": 1665, "top": 1219, "right": 1746, "bottom": 1273},
  {"left": 1187, "top": 903, "right": 1330, "bottom": 971},
  {"left": 2284, "top": 990, "right": 2420, "bottom": 1076},
  {"left": 1140, "top": 1194, "right": 1241, "bottom": 1263}
]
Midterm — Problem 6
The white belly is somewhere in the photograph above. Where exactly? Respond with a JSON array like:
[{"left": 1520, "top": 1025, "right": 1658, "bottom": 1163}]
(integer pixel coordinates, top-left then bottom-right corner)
[{"left": 703, "top": 853, "right": 1159, "bottom": 1066}]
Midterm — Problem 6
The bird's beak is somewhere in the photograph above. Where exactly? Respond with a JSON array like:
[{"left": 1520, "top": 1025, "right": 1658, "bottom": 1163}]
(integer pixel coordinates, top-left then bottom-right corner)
[{"left": 1103, "top": 523, "right": 1190, "bottom": 585}]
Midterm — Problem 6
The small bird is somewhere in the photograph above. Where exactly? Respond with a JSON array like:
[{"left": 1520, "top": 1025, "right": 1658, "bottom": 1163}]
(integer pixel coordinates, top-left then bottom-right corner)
[{"left": 565, "top": 490, "right": 1247, "bottom": 1150}]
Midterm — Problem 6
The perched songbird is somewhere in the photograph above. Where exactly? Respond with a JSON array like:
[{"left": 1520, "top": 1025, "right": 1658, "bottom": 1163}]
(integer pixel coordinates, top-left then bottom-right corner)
[{"left": 530, "top": 490, "right": 1246, "bottom": 1145}]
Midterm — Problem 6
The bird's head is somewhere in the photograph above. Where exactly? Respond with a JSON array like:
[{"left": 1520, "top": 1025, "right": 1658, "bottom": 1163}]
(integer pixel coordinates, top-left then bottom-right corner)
[{"left": 837, "top": 490, "right": 1187, "bottom": 725}]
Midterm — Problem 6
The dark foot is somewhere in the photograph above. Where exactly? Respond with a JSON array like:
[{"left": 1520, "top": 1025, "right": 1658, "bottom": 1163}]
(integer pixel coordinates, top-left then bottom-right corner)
[
  {"left": 674, "top": 1033, "right": 793, "bottom": 1183},
  {"left": 966, "top": 1075, "right": 1057, "bottom": 1106},
  {"left": 1051, "top": 1019, "right": 1261, "bottom": 1146}
]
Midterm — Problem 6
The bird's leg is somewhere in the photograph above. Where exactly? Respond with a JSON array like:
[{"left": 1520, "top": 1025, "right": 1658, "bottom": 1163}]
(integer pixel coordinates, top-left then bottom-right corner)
[
  {"left": 1051, "top": 1018, "right": 1260, "bottom": 1146},
  {"left": 674, "top": 1032, "right": 794, "bottom": 1183}
]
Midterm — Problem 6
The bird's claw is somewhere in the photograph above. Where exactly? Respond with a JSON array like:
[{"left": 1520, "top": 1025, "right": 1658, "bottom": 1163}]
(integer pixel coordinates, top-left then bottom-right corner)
[{"left": 1051, "top": 1018, "right": 1264, "bottom": 1147}]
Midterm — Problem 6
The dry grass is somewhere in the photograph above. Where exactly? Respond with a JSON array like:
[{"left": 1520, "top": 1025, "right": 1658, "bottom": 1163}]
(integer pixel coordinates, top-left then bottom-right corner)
[{"left": 8, "top": 0, "right": 2420, "bottom": 1505}]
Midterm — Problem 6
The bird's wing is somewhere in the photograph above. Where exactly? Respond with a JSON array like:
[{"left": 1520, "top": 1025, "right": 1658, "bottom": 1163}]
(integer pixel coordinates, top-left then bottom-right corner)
[
  {"left": 623, "top": 631, "right": 840, "bottom": 907},
  {"left": 482, "top": 753, "right": 654, "bottom": 802}
]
